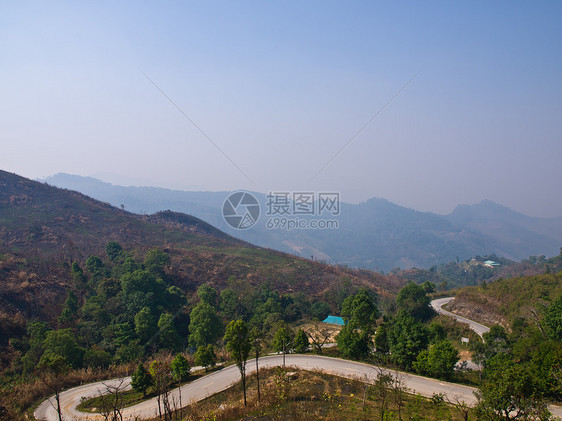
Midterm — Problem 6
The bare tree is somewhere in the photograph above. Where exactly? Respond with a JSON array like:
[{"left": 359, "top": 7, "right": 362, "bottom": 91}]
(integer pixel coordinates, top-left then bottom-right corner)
[
  {"left": 306, "top": 322, "right": 333, "bottom": 354},
  {"left": 445, "top": 394, "right": 473, "bottom": 421},
  {"left": 373, "top": 367, "right": 393, "bottom": 420},
  {"left": 37, "top": 354, "right": 69, "bottom": 421},
  {"left": 97, "top": 378, "right": 127, "bottom": 421},
  {"left": 392, "top": 371, "right": 408, "bottom": 420},
  {"left": 150, "top": 360, "right": 173, "bottom": 420}
]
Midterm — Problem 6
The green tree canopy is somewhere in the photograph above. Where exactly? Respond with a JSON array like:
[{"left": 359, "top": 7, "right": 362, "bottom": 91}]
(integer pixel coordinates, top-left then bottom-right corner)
[
  {"left": 224, "top": 320, "right": 252, "bottom": 406},
  {"left": 545, "top": 295, "right": 562, "bottom": 341},
  {"left": 396, "top": 283, "right": 434, "bottom": 321},
  {"left": 143, "top": 248, "right": 170, "bottom": 276},
  {"left": 341, "top": 288, "right": 380, "bottom": 334},
  {"left": 157, "top": 312, "right": 181, "bottom": 350},
  {"left": 293, "top": 328, "right": 310, "bottom": 353},
  {"left": 105, "top": 241, "right": 124, "bottom": 262},
  {"left": 131, "top": 363, "right": 153, "bottom": 397},
  {"left": 413, "top": 340, "right": 459, "bottom": 379},
  {"left": 189, "top": 302, "right": 223, "bottom": 348},
  {"left": 134, "top": 306, "right": 157, "bottom": 343},
  {"left": 170, "top": 354, "right": 190, "bottom": 382},
  {"left": 42, "top": 329, "right": 84, "bottom": 369},
  {"left": 387, "top": 314, "right": 429, "bottom": 369},
  {"left": 476, "top": 361, "right": 550, "bottom": 420},
  {"left": 272, "top": 326, "right": 294, "bottom": 354},
  {"left": 336, "top": 325, "right": 370, "bottom": 359},
  {"left": 194, "top": 344, "right": 216, "bottom": 372},
  {"left": 197, "top": 284, "right": 218, "bottom": 307}
]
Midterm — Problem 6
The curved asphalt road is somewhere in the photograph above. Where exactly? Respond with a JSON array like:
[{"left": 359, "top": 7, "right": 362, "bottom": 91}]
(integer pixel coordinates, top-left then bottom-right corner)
[
  {"left": 36, "top": 300, "right": 562, "bottom": 420},
  {"left": 431, "top": 296, "right": 490, "bottom": 337}
]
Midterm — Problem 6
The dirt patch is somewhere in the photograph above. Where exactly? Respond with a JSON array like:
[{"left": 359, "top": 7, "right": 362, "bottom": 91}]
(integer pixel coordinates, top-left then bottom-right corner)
[{"left": 445, "top": 299, "right": 507, "bottom": 328}]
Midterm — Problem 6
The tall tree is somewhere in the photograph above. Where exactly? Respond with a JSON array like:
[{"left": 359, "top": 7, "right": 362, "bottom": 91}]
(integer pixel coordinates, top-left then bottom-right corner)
[
  {"left": 194, "top": 344, "right": 216, "bottom": 372},
  {"left": 37, "top": 353, "right": 69, "bottom": 421},
  {"left": 413, "top": 340, "right": 459, "bottom": 379},
  {"left": 396, "top": 283, "right": 434, "bottom": 322},
  {"left": 188, "top": 302, "right": 223, "bottom": 348},
  {"left": 293, "top": 329, "right": 310, "bottom": 353},
  {"left": 105, "top": 241, "right": 124, "bottom": 262},
  {"left": 387, "top": 314, "right": 429, "bottom": 369},
  {"left": 157, "top": 312, "right": 181, "bottom": 350},
  {"left": 273, "top": 326, "right": 293, "bottom": 367},
  {"left": 341, "top": 288, "right": 380, "bottom": 334},
  {"left": 224, "top": 320, "right": 251, "bottom": 406},
  {"left": 250, "top": 327, "right": 264, "bottom": 402},
  {"left": 197, "top": 283, "right": 218, "bottom": 307},
  {"left": 134, "top": 307, "right": 157, "bottom": 343}
]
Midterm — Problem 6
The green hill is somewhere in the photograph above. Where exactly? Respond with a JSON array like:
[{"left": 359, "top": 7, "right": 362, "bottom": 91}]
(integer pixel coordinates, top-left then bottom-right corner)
[
  {"left": 0, "top": 170, "right": 397, "bottom": 324},
  {"left": 446, "top": 270, "right": 562, "bottom": 328}
]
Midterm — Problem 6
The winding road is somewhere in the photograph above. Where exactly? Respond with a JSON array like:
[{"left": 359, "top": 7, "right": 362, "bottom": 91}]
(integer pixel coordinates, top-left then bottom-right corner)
[
  {"left": 35, "top": 298, "right": 562, "bottom": 420},
  {"left": 431, "top": 297, "right": 490, "bottom": 337}
]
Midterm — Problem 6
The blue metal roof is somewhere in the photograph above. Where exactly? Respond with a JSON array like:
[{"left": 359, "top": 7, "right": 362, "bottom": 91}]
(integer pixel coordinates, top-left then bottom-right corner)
[{"left": 323, "top": 315, "right": 346, "bottom": 325}]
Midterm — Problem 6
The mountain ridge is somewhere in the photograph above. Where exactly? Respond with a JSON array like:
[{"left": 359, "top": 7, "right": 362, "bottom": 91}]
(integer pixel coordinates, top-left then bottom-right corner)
[{"left": 39, "top": 173, "right": 562, "bottom": 271}]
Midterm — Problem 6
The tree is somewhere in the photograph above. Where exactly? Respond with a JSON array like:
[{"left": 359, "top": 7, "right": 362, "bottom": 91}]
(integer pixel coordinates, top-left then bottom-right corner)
[
  {"left": 306, "top": 321, "right": 333, "bottom": 354},
  {"left": 413, "top": 340, "right": 459, "bottom": 379},
  {"left": 105, "top": 241, "right": 124, "bottom": 262},
  {"left": 293, "top": 329, "right": 310, "bottom": 353},
  {"left": 195, "top": 344, "right": 216, "bottom": 372},
  {"left": 134, "top": 307, "right": 157, "bottom": 343},
  {"left": 71, "top": 261, "right": 86, "bottom": 284},
  {"left": 396, "top": 283, "right": 434, "bottom": 322},
  {"left": 387, "top": 314, "right": 429, "bottom": 369},
  {"left": 224, "top": 320, "right": 251, "bottom": 406},
  {"left": 189, "top": 302, "right": 223, "bottom": 348},
  {"left": 131, "top": 363, "right": 153, "bottom": 397},
  {"left": 336, "top": 325, "right": 370, "bottom": 359},
  {"left": 144, "top": 248, "right": 170, "bottom": 277},
  {"left": 220, "top": 288, "right": 245, "bottom": 320},
  {"left": 197, "top": 283, "right": 218, "bottom": 307},
  {"left": 545, "top": 295, "right": 562, "bottom": 341},
  {"left": 86, "top": 255, "right": 105, "bottom": 280},
  {"left": 374, "top": 323, "right": 389, "bottom": 354},
  {"left": 250, "top": 327, "right": 264, "bottom": 402},
  {"left": 157, "top": 312, "right": 181, "bottom": 350},
  {"left": 170, "top": 353, "right": 190, "bottom": 382},
  {"left": 341, "top": 288, "right": 380, "bottom": 334},
  {"left": 58, "top": 289, "right": 79, "bottom": 325},
  {"left": 471, "top": 325, "right": 511, "bottom": 369},
  {"left": 42, "top": 329, "right": 84, "bottom": 369},
  {"left": 97, "top": 378, "right": 127, "bottom": 421},
  {"left": 475, "top": 362, "right": 550, "bottom": 420},
  {"left": 150, "top": 360, "right": 173, "bottom": 420},
  {"left": 272, "top": 326, "right": 293, "bottom": 367},
  {"left": 37, "top": 353, "right": 69, "bottom": 421},
  {"left": 310, "top": 301, "right": 331, "bottom": 320}
]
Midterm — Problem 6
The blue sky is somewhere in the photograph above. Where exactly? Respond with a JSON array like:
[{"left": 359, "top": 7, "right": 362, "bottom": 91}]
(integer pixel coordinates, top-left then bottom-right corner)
[{"left": 2, "top": 1, "right": 561, "bottom": 217}]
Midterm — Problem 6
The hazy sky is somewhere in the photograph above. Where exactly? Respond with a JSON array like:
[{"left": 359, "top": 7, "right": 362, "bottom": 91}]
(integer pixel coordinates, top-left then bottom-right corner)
[{"left": 2, "top": 1, "right": 561, "bottom": 217}]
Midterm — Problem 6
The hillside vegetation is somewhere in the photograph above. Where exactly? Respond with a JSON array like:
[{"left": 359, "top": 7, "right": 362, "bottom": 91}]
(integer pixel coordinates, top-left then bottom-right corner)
[{"left": 448, "top": 270, "right": 562, "bottom": 328}]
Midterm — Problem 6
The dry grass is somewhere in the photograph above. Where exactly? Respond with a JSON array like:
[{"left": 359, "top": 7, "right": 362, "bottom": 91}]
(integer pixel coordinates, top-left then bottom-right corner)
[
  {"left": 0, "top": 363, "right": 135, "bottom": 420},
  {"left": 147, "top": 367, "right": 471, "bottom": 421}
]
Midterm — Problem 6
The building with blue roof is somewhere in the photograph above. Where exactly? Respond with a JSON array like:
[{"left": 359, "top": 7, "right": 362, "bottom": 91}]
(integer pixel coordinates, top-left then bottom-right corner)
[{"left": 322, "top": 315, "right": 346, "bottom": 325}]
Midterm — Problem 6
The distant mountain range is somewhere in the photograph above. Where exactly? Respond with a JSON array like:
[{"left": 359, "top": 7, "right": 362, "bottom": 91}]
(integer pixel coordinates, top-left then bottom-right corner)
[{"left": 40, "top": 173, "right": 562, "bottom": 272}]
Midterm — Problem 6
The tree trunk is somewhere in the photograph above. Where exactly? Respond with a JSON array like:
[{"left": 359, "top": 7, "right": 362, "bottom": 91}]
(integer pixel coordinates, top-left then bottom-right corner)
[
  {"left": 56, "top": 391, "right": 62, "bottom": 421},
  {"left": 242, "top": 365, "right": 247, "bottom": 407},
  {"left": 256, "top": 352, "right": 261, "bottom": 402}
]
